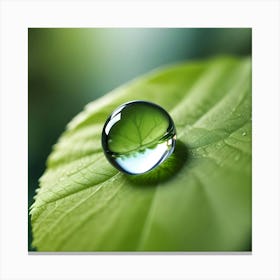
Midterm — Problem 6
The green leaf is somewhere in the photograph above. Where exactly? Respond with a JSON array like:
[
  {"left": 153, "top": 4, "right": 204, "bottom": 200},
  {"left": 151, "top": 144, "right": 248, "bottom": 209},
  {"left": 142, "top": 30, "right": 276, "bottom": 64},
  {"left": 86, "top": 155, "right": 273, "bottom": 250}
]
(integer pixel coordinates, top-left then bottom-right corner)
[{"left": 30, "top": 56, "right": 252, "bottom": 251}]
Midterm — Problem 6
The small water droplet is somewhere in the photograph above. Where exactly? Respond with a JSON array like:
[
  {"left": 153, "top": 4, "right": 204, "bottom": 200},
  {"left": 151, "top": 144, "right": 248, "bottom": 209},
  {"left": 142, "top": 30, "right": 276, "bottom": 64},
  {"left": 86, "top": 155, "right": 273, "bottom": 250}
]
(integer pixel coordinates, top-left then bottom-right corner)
[
  {"left": 242, "top": 132, "right": 247, "bottom": 136},
  {"left": 216, "top": 142, "right": 222, "bottom": 148},
  {"left": 101, "top": 100, "right": 176, "bottom": 175},
  {"left": 234, "top": 154, "right": 240, "bottom": 161}
]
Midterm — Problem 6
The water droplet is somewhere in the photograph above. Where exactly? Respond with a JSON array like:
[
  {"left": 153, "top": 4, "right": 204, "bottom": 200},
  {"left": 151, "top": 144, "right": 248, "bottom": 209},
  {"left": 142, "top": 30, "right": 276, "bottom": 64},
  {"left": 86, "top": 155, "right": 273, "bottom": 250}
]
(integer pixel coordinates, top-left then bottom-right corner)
[
  {"left": 216, "top": 142, "right": 222, "bottom": 148},
  {"left": 242, "top": 132, "right": 247, "bottom": 136},
  {"left": 101, "top": 100, "right": 176, "bottom": 175},
  {"left": 234, "top": 154, "right": 240, "bottom": 161}
]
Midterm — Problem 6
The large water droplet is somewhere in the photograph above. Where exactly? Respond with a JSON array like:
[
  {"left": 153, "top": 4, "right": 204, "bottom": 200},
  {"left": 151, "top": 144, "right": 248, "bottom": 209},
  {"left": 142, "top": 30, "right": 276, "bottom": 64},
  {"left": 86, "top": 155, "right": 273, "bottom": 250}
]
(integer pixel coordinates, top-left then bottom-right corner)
[{"left": 101, "top": 100, "right": 176, "bottom": 175}]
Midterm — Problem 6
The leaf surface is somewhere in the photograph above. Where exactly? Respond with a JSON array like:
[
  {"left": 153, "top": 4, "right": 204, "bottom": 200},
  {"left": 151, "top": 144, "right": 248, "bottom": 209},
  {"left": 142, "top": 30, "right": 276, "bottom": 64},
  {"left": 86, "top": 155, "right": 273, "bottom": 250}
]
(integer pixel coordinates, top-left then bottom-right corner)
[{"left": 31, "top": 56, "right": 252, "bottom": 251}]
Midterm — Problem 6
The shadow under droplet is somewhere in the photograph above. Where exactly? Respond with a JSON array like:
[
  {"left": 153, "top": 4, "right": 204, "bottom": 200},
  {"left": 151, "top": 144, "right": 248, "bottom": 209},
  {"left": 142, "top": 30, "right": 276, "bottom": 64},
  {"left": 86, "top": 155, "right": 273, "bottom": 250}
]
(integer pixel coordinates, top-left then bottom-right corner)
[{"left": 125, "top": 140, "right": 188, "bottom": 186}]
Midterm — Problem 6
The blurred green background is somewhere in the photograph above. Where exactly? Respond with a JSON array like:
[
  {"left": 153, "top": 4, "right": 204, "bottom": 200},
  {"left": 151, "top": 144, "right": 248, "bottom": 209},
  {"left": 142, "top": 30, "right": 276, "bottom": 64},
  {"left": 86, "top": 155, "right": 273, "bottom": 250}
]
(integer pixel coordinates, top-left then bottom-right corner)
[{"left": 28, "top": 28, "right": 252, "bottom": 250}]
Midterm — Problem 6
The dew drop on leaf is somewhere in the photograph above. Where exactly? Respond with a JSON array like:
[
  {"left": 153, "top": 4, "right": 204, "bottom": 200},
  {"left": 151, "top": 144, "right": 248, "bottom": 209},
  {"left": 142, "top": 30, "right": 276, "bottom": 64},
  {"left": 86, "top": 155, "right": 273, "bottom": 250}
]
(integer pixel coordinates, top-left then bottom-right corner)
[
  {"left": 101, "top": 100, "right": 176, "bottom": 175},
  {"left": 235, "top": 154, "right": 240, "bottom": 161}
]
